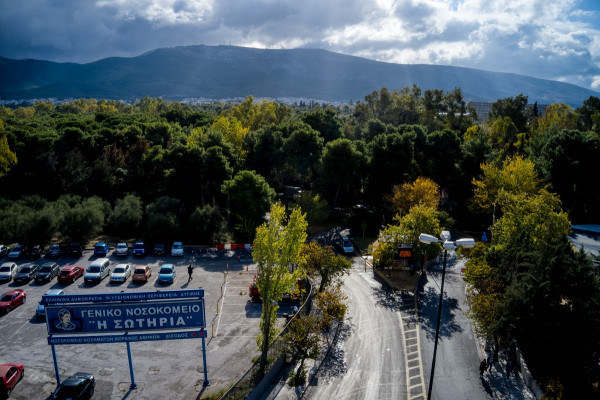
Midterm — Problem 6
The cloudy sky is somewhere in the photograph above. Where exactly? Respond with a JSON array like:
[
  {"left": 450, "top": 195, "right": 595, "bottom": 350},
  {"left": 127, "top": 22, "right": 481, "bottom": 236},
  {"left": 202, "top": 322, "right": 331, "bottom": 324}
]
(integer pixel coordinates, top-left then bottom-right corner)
[{"left": 1, "top": 0, "right": 599, "bottom": 91}]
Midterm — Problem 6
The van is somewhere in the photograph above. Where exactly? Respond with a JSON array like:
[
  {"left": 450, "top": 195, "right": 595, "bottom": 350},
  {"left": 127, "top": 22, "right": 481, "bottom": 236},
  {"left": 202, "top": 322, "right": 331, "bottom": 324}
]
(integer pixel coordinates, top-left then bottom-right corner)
[{"left": 84, "top": 258, "right": 111, "bottom": 283}]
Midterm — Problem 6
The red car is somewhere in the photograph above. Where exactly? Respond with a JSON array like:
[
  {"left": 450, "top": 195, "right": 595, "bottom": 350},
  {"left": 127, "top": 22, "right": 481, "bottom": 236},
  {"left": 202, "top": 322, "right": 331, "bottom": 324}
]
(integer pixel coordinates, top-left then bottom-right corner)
[
  {"left": 0, "top": 290, "right": 26, "bottom": 314},
  {"left": 57, "top": 265, "right": 84, "bottom": 283},
  {"left": 0, "top": 363, "right": 24, "bottom": 398}
]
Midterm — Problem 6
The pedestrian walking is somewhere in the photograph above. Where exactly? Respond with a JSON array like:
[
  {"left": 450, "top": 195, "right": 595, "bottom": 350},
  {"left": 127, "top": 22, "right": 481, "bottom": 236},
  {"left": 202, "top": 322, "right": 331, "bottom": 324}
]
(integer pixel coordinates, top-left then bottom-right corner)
[
  {"left": 479, "top": 359, "right": 487, "bottom": 376},
  {"left": 187, "top": 264, "right": 193, "bottom": 282},
  {"left": 506, "top": 360, "right": 512, "bottom": 377},
  {"left": 487, "top": 354, "right": 493, "bottom": 371}
]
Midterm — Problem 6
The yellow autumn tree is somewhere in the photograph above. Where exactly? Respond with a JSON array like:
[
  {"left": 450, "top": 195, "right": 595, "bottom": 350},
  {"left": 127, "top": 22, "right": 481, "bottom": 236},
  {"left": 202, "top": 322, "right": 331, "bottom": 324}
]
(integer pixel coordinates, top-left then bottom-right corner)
[
  {"left": 387, "top": 176, "right": 440, "bottom": 217},
  {"left": 472, "top": 156, "right": 542, "bottom": 217},
  {"left": 209, "top": 115, "right": 249, "bottom": 161}
]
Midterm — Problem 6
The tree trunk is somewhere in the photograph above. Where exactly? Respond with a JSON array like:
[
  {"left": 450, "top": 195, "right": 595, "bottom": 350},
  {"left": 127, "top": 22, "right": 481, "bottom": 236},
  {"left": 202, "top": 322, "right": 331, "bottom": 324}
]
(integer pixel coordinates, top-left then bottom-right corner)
[
  {"left": 294, "top": 357, "right": 306, "bottom": 383},
  {"left": 259, "top": 303, "right": 272, "bottom": 377}
]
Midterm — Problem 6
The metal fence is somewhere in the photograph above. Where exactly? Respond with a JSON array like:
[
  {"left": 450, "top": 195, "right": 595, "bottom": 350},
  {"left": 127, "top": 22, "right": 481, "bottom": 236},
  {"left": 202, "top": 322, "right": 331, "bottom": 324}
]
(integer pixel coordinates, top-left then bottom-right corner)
[{"left": 220, "top": 280, "right": 314, "bottom": 400}]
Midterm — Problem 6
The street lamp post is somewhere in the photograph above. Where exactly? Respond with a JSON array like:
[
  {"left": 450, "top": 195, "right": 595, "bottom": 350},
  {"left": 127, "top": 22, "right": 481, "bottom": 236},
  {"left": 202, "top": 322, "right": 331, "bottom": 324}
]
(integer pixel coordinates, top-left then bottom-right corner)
[{"left": 419, "top": 231, "right": 475, "bottom": 400}]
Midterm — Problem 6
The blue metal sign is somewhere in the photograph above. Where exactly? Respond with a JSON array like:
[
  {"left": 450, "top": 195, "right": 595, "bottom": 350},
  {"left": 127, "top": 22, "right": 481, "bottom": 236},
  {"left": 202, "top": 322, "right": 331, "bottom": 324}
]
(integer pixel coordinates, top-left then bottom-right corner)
[
  {"left": 46, "top": 299, "right": 205, "bottom": 335},
  {"left": 48, "top": 330, "right": 207, "bottom": 345},
  {"left": 41, "top": 289, "right": 204, "bottom": 305}
]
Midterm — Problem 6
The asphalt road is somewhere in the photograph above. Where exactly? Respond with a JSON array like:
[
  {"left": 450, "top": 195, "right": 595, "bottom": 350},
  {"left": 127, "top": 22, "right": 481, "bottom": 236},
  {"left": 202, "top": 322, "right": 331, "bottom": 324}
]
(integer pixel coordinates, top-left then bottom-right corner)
[
  {"left": 418, "top": 251, "right": 493, "bottom": 400},
  {"left": 304, "top": 258, "right": 407, "bottom": 400},
  {"left": 0, "top": 247, "right": 294, "bottom": 400}
]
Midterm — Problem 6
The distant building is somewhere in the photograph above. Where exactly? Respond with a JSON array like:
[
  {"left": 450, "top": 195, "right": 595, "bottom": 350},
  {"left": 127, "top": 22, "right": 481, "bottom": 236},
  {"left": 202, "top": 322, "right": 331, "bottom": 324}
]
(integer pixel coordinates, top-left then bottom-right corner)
[{"left": 470, "top": 102, "right": 548, "bottom": 122}]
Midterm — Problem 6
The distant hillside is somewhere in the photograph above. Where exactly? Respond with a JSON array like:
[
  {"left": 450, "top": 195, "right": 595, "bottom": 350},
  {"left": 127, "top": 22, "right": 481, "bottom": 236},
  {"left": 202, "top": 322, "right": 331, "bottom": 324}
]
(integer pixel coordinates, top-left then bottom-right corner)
[{"left": 1, "top": 45, "right": 598, "bottom": 105}]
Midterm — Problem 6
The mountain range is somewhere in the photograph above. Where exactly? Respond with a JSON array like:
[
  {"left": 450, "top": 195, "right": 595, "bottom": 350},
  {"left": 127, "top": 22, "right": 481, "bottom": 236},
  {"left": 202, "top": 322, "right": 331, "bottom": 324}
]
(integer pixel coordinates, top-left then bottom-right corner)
[{"left": 1, "top": 45, "right": 598, "bottom": 105}]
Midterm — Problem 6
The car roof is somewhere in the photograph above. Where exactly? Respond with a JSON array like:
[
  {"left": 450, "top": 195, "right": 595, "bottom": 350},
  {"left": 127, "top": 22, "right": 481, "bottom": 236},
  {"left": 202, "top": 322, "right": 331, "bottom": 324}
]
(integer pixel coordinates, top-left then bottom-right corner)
[
  {"left": 2, "top": 289, "right": 24, "bottom": 296},
  {"left": 61, "top": 265, "right": 78, "bottom": 270},
  {"left": 0, "top": 363, "right": 22, "bottom": 375},
  {"left": 0, "top": 262, "right": 16, "bottom": 267},
  {"left": 95, "top": 242, "right": 107, "bottom": 246},
  {"left": 114, "top": 263, "right": 130, "bottom": 268},
  {"left": 45, "top": 289, "right": 65, "bottom": 295}
]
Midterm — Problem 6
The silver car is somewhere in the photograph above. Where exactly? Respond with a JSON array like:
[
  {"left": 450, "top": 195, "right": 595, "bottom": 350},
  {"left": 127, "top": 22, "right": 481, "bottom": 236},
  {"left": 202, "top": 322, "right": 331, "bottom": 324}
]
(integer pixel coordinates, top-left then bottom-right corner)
[
  {"left": 110, "top": 263, "right": 131, "bottom": 283},
  {"left": 0, "top": 262, "right": 17, "bottom": 282},
  {"left": 36, "top": 288, "right": 65, "bottom": 317}
]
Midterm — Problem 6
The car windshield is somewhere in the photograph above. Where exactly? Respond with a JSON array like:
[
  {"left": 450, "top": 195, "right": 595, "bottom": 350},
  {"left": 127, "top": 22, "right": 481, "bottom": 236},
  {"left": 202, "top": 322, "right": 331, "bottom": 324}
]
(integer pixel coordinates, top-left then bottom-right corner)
[
  {"left": 51, "top": 245, "right": 59, "bottom": 249},
  {"left": 159, "top": 267, "right": 172, "bottom": 274},
  {"left": 95, "top": 245, "right": 104, "bottom": 250},
  {"left": 117, "top": 244, "right": 127, "bottom": 249},
  {"left": 134, "top": 268, "right": 146, "bottom": 274},
  {"left": 173, "top": 244, "right": 182, "bottom": 249},
  {"left": 134, "top": 243, "right": 143, "bottom": 249},
  {"left": 53, "top": 384, "right": 82, "bottom": 397},
  {"left": 12, "top": 245, "right": 23, "bottom": 250},
  {"left": 40, "top": 266, "right": 52, "bottom": 272},
  {"left": 60, "top": 270, "right": 70, "bottom": 275},
  {"left": 114, "top": 267, "right": 126, "bottom": 273},
  {"left": 87, "top": 266, "right": 100, "bottom": 273},
  {"left": 0, "top": 266, "right": 10, "bottom": 272},
  {"left": 19, "top": 267, "right": 30, "bottom": 273}
]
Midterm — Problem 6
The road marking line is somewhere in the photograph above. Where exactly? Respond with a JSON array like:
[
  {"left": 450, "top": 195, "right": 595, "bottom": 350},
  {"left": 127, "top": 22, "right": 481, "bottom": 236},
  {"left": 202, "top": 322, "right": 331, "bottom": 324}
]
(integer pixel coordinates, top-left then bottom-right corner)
[{"left": 398, "top": 297, "right": 426, "bottom": 400}]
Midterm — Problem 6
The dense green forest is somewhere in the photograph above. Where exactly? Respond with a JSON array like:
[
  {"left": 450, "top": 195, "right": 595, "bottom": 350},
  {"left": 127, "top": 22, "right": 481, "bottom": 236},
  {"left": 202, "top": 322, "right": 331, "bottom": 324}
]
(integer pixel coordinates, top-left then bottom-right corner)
[{"left": 1, "top": 87, "right": 600, "bottom": 397}]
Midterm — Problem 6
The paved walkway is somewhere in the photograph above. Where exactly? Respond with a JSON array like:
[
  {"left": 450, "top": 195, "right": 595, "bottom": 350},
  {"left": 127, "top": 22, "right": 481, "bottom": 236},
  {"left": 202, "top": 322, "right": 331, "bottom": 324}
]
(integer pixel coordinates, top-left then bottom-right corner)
[{"left": 479, "top": 355, "right": 538, "bottom": 400}]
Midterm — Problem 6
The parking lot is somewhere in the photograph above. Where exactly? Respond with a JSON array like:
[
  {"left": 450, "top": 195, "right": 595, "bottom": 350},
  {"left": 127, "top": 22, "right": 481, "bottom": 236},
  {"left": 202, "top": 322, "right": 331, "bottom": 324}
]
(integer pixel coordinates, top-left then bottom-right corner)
[{"left": 0, "top": 246, "right": 296, "bottom": 399}]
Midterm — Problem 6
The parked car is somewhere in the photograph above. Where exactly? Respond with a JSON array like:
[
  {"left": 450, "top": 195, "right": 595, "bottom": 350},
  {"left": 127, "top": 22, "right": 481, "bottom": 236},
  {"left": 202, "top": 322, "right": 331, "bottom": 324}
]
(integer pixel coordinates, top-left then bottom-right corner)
[
  {"left": 46, "top": 244, "right": 63, "bottom": 258},
  {"left": 7, "top": 245, "right": 26, "bottom": 260},
  {"left": 0, "top": 290, "right": 26, "bottom": 314},
  {"left": 57, "top": 266, "right": 84, "bottom": 284},
  {"left": 342, "top": 237, "right": 354, "bottom": 254},
  {"left": 157, "top": 264, "right": 176, "bottom": 284},
  {"left": 171, "top": 241, "right": 184, "bottom": 257},
  {"left": 110, "top": 264, "right": 131, "bottom": 283},
  {"left": 84, "top": 258, "right": 111, "bottom": 284},
  {"left": 50, "top": 372, "right": 95, "bottom": 400},
  {"left": 0, "top": 263, "right": 17, "bottom": 283},
  {"left": 0, "top": 363, "right": 24, "bottom": 398},
  {"left": 153, "top": 243, "right": 165, "bottom": 257},
  {"left": 93, "top": 243, "right": 110, "bottom": 257},
  {"left": 132, "top": 265, "right": 152, "bottom": 283},
  {"left": 36, "top": 289, "right": 65, "bottom": 318},
  {"left": 35, "top": 262, "right": 60, "bottom": 283},
  {"left": 114, "top": 242, "right": 129, "bottom": 257},
  {"left": 0, "top": 245, "right": 8, "bottom": 258},
  {"left": 68, "top": 242, "right": 83, "bottom": 257},
  {"left": 26, "top": 244, "right": 44, "bottom": 259},
  {"left": 132, "top": 241, "right": 145, "bottom": 257},
  {"left": 13, "top": 264, "right": 40, "bottom": 284}
]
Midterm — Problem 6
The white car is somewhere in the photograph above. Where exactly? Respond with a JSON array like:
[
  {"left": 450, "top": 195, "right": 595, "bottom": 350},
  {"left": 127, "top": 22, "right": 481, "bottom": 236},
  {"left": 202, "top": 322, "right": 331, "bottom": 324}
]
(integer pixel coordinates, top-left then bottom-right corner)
[
  {"left": 0, "top": 262, "right": 18, "bottom": 282},
  {"left": 110, "top": 263, "right": 131, "bottom": 283},
  {"left": 114, "top": 242, "right": 129, "bottom": 257},
  {"left": 171, "top": 241, "right": 184, "bottom": 257}
]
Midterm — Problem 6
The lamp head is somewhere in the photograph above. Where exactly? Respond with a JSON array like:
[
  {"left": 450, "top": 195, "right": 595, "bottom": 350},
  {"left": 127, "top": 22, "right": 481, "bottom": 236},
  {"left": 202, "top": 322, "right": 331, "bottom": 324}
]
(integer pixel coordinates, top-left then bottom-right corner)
[
  {"left": 419, "top": 233, "right": 440, "bottom": 244},
  {"left": 440, "top": 230, "right": 451, "bottom": 241},
  {"left": 456, "top": 238, "right": 476, "bottom": 248}
]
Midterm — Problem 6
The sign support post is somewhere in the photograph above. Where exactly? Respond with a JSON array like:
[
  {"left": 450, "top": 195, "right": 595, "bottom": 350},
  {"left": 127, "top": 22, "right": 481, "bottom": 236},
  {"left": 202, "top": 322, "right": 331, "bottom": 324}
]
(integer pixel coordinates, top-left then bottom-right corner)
[
  {"left": 126, "top": 337, "right": 137, "bottom": 390},
  {"left": 51, "top": 343, "right": 61, "bottom": 386},
  {"left": 202, "top": 335, "right": 210, "bottom": 386}
]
